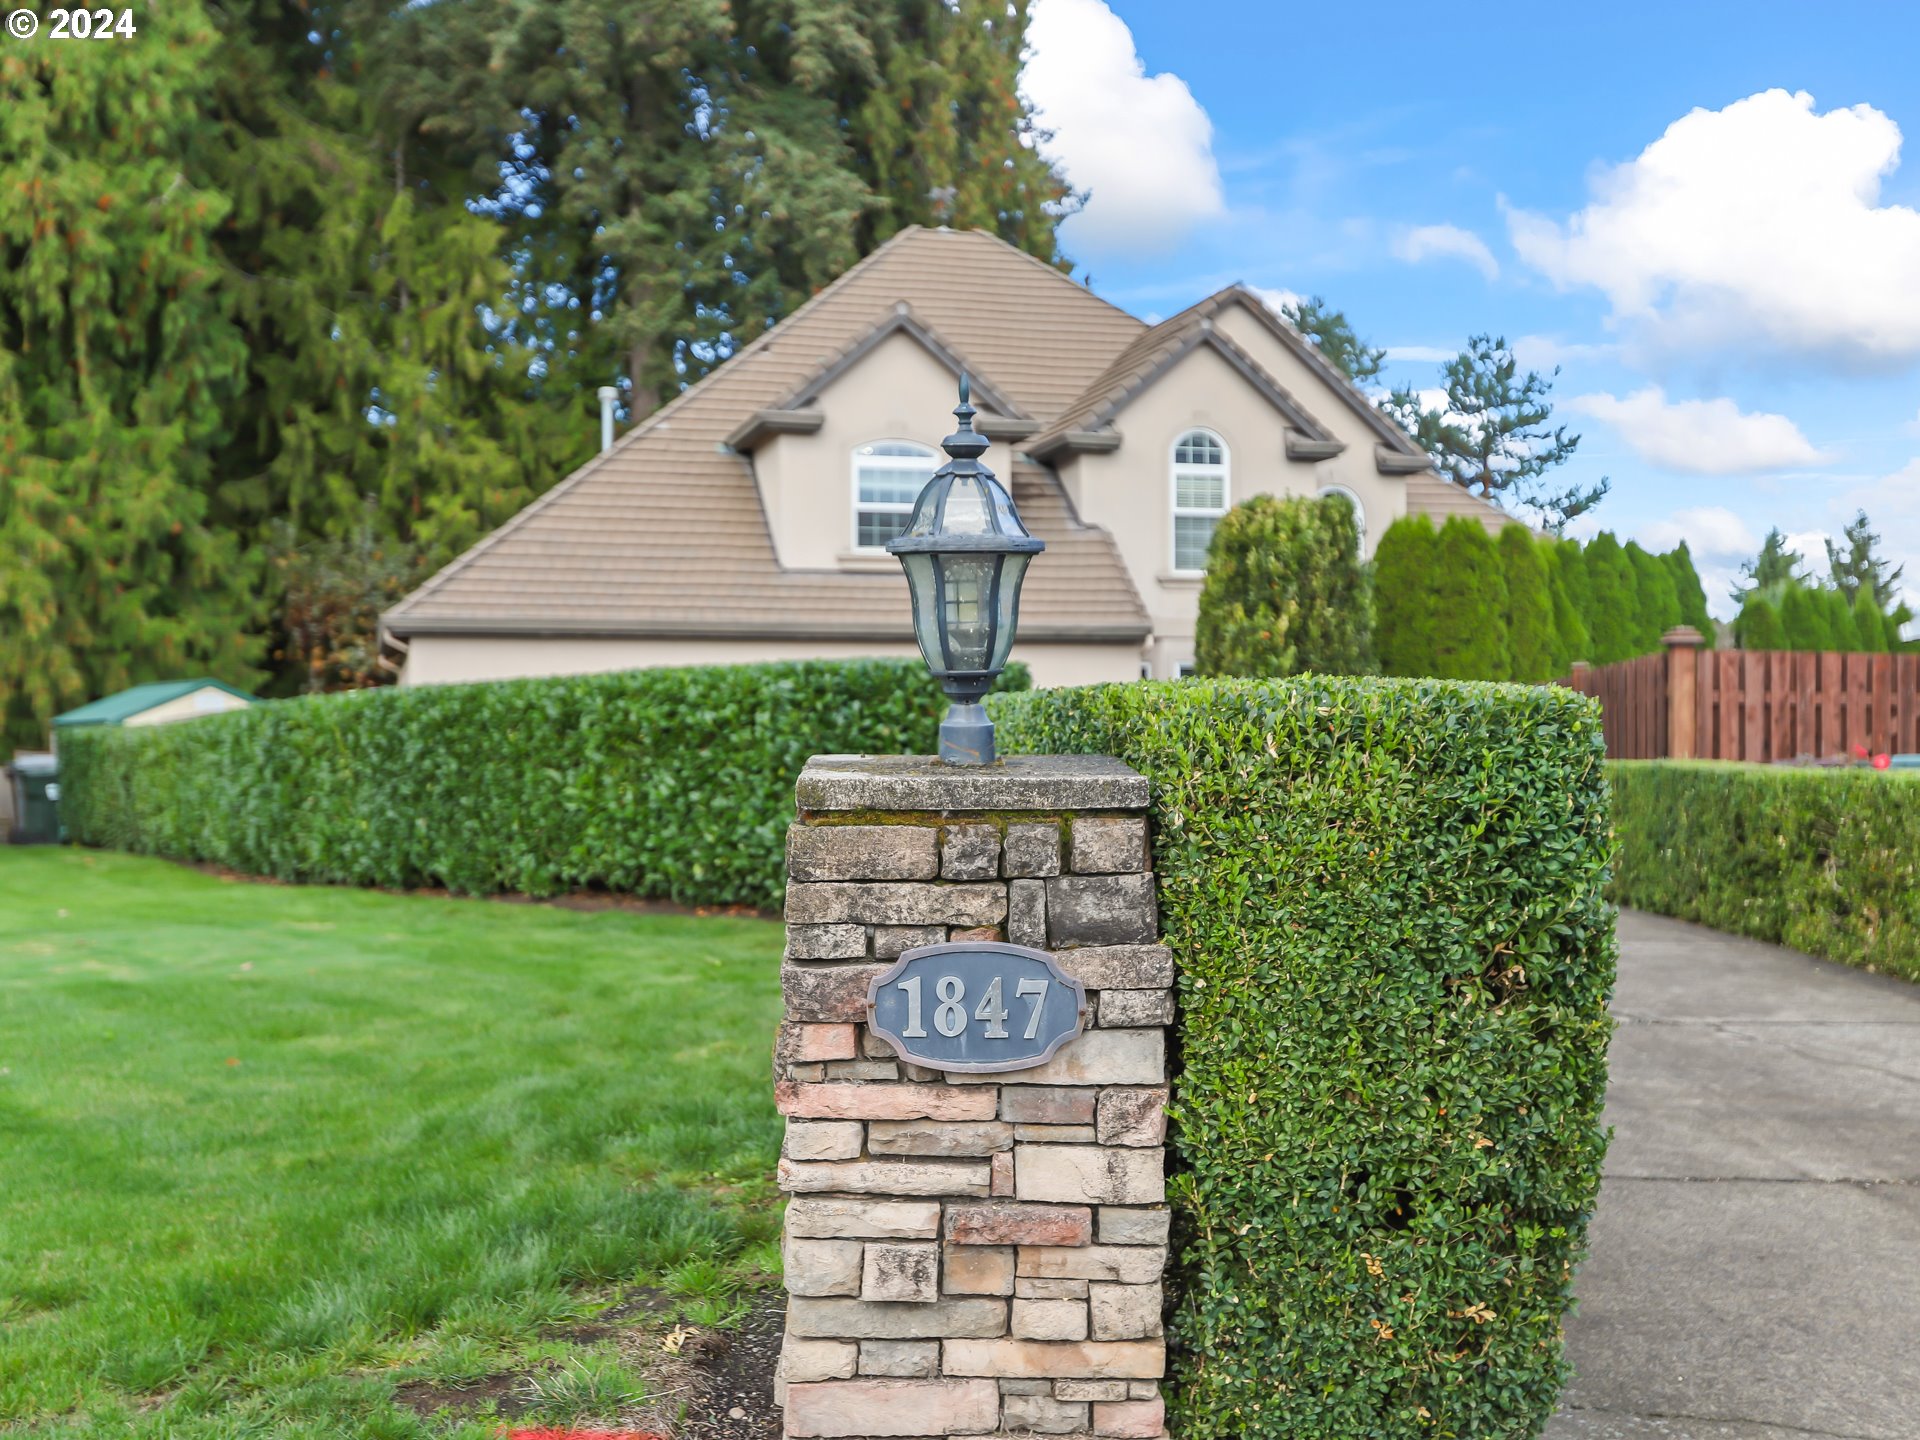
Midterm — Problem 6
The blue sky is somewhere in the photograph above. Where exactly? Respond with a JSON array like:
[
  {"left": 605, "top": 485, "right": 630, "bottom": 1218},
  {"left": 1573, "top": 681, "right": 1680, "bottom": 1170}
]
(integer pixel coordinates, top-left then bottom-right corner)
[{"left": 1019, "top": 0, "right": 1920, "bottom": 616}]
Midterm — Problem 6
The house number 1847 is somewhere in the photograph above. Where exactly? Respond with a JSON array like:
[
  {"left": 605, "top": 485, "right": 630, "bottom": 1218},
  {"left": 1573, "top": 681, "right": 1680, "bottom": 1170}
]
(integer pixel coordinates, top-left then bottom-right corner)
[
  {"left": 866, "top": 942, "right": 1086, "bottom": 1074},
  {"left": 895, "top": 973, "right": 1052, "bottom": 1040}
]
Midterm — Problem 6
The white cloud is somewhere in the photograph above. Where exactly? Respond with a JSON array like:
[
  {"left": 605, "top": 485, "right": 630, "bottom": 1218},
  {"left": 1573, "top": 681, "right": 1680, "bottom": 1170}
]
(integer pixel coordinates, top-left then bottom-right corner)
[
  {"left": 1023, "top": 0, "right": 1224, "bottom": 258},
  {"left": 1637, "top": 505, "right": 1759, "bottom": 561},
  {"left": 1247, "top": 286, "right": 1304, "bottom": 318},
  {"left": 1391, "top": 223, "right": 1500, "bottom": 281},
  {"left": 1565, "top": 386, "right": 1825, "bottom": 475},
  {"left": 1508, "top": 89, "right": 1920, "bottom": 366},
  {"left": 1510, "top": 335, "right": 1617, "bottom": 371},
  {"left": 1384, "top": 344, "right": 1455, "bottom": 363}
]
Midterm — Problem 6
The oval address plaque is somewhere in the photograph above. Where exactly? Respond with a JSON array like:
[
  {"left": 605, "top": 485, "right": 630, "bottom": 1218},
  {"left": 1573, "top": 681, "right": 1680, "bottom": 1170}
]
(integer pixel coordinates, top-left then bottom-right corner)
[{"left": 867, "top": 942, "right": 1086, "bottom": 1074}]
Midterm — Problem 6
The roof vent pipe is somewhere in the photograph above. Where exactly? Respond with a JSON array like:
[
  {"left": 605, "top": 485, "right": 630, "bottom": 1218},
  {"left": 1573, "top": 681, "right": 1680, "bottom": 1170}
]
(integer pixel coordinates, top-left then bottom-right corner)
[{"left": 597, "top": 386, "right": 618, "bottom": 453}]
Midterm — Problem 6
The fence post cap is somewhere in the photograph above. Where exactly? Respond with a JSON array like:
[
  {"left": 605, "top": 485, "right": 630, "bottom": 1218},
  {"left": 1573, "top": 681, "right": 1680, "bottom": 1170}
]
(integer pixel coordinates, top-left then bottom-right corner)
[
  {"left": 1570, "top": 659, "right": 1591, "bottom": 674},
  {"left": 1661, "top": 625, "right": 1706, "bottom": 649}
]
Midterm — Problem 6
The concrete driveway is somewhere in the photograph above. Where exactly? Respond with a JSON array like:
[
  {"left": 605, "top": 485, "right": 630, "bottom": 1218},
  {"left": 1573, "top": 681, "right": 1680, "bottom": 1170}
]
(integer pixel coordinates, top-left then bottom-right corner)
[{"left": 1546, "top": 910, "right": 1920, "bottom": 1440}]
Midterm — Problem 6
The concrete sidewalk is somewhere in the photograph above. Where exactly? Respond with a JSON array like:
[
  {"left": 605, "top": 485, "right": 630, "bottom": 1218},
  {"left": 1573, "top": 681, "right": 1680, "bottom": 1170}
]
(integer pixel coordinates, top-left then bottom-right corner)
[{"left": 1545, "top": 910, "right": 1920, "bottom": 1440}]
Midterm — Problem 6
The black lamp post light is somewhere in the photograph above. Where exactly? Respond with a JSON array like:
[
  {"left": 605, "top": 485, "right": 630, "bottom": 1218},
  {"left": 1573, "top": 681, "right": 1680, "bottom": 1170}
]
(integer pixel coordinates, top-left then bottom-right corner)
[{"left": 888, "top": 375, "right": 1044, "bottom": 766}]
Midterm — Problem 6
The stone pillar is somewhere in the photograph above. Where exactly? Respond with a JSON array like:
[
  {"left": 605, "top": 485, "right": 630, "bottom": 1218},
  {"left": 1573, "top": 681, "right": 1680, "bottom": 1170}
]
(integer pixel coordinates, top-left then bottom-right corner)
[
  {"left": 775, "top": 754, "right": 1170, "bottom": 1440},
  {"left": 1662, "top": 625, "right": 1705, "bottom": 759}
]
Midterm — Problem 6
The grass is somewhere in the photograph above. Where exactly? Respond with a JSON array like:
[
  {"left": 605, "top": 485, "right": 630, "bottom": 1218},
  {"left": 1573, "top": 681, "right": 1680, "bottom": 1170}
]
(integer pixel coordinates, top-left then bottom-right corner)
[{"left": 0, "top": 848, "right": 784, "bottom": 1436}]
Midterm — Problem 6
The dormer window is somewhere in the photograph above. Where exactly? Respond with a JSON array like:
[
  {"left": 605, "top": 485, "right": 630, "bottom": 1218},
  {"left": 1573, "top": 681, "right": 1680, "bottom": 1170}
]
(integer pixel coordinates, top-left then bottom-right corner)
[
  {"left": 1171, "top": 428, "right": 1229, "bottom": 572},
  {"left": 854, "top": 441, "right": 939, "bottom": 550}
]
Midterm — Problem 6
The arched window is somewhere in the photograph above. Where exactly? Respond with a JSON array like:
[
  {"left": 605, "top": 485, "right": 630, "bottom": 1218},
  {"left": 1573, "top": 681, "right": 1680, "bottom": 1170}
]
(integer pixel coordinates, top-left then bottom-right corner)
[
  {"left": 1171, "top": 429, "right": 1229, "bottom": 572},
  {"left": 853, "top": 441, "right": 938, "bottom": 550},
  {"left": 1316, "top": 483, "right": 1367, "bottom": 551}
]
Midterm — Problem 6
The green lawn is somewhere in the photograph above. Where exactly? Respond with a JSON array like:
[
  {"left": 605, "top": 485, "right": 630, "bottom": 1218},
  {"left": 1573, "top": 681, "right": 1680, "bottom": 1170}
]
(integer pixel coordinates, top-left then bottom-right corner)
[{"left": 0, "top": 848, "right": 784, "bottom": 1436}]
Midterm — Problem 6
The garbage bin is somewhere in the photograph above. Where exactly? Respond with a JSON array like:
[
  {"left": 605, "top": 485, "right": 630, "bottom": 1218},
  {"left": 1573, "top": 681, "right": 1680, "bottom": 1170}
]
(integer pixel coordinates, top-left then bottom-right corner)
[{"left": 9, "top": 754, "right": 62, "bottom": 844}]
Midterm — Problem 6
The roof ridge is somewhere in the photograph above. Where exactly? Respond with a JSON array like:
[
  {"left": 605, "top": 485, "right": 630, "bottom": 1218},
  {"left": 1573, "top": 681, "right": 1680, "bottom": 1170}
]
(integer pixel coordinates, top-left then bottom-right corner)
[
  {"left": 941, "top": 226, "right": 1144, "bottom": 328},
  {"left": 1215, "top": 283, "right": 1428, "bottom": 459},
  {"left": 780, "top": 303, "right": 1027, "bottom": 420},
  {"left": 389, "top": 225, "right": 937, "bottom": 619}
]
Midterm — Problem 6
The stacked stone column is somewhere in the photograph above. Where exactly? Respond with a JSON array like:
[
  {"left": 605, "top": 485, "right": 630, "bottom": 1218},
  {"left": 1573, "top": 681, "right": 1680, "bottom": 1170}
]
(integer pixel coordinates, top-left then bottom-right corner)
[{"left": 775, "top": 755, "right": 1170, "bottom": 1440}]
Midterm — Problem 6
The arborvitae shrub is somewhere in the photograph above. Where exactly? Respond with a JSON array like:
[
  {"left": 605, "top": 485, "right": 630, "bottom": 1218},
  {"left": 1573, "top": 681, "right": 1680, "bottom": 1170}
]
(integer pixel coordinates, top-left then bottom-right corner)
[
  {"left": 1780, "top": 584, "right": 1827, "bottom": 649},
  {"left": 1735, "top": 594, "right": 1787, "bottom": 649},
  {"left": 1583, "top": 533, "right": 1640, "bottom": 663},
  {"left": 1372, "top": 514, "right": 1442, "bottom": 678},
  {"left": 1852, "top": 589, "right": 1890, "bottom": 651},
  {"left": 992, "top": 676, "right": 1615, "bottom": 1440},
  {"left": 1665, "top": 542, "right": 1715, "bottom": 646},
  {"left": 1429, "top": 518, "right": 1511, "bottom": 680},
  {"left": 1624, "top": 541, "right": 1681, "bottom": 652},
  {"left": 1551, "top": 538, "right": 1594, "bottom": 666},
  {"left": 1195, "top": 492, "right": 1374, "bottom": 677},
  {"left": 60, "top": 658, "right": 1028, "bottom": 908},
  {"left": 1498, "top": 523, "right": 1556, "bottom": 681}
]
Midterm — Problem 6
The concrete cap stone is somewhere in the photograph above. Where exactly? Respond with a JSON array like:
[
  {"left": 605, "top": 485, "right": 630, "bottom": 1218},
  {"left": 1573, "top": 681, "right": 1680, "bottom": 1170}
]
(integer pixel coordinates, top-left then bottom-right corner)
[{"left": 799, "top": 755, "right": 1148, "bottom": 813}]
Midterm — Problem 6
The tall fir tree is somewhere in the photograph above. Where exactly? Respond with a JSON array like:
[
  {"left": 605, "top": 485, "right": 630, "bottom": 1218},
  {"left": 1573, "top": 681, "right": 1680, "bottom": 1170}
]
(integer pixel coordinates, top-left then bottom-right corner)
[
  {"left": 1428, "top": 519, "right": 1512, "bottom": 681},
  {"left": 1582, "top": 533, "right": 1641, "bottom": 664},
  {"left": 0, "top": 5, "right": 263, "bottom": 747},
  {"left": 1382, "top": 335, "right": 1607, "bottom": 531},
  {"left": 1732, "top": 527, "right": 1805, "bottom": 607},
  {"left": 1624, "top": 541, "right": 1682, "bottom": 653},
  {"left": 1372, "top": 515, "right": 1443, "bottom": 678},
  {"left": 1276, "top": 296, "right": 1386, "bottom": 385},
  {"left": 1497, "top": 526, "right": 1556, "bottom": 682},
  {"left": 1825, "top": 509, "right": 1906, "bottom": 609}
]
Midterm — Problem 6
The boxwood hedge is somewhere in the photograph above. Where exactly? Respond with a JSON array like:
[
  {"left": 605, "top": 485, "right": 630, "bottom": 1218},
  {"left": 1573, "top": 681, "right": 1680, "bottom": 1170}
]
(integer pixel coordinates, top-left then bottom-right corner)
[
  {"left": 61, "top": 659, "right": 1025, "bottom": 909},
  {"left": 992, "top": 676, "right": 1615, "bottom": 1440},
  {"left": 1611, "top": 760, "right": 1920, "bottom": 984}
]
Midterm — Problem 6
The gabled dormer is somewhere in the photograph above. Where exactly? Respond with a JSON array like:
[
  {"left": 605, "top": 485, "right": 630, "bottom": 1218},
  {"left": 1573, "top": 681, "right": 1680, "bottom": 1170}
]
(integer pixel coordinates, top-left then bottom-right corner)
[{"left": 727, "top": 304, "right": 1033, "bottom": 572}]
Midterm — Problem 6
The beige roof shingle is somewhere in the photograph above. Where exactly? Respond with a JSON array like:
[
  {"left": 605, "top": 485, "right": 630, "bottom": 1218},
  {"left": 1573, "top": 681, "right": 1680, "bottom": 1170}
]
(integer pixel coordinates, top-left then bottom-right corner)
[{"left": 386, "top": 227, "right": 1152, "bottom": 643}]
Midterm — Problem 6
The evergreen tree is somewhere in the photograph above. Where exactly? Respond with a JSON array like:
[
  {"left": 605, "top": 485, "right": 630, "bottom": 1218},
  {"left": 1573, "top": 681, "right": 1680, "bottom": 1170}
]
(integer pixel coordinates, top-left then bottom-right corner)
[
  {"left": 1625, "top": 542, "right": 1682, "bottom": 653},
  {"left": 1850, "top": 588, "right": 1890, "bottom": 652},
  {"left": 1498, "top": 526, "right": 1556, "bottom": 682},
  {"left": 1543, "top": 542, "right": 1591, "bottom": 673},
  {"left": 1382, "top": 335, "right": 1607, "bottom": 531},
  {"left": 851, "top": 1, "right": 1077, "bottom": 261},
  {"left": 1372, "top": 515, "right": 1443, "bottom": 677},
  {"left": 1276, "top": 296, "right": 1386, "bottom": 385},
  {"left": 1664, "top": 542, "right": 1715, "bottom": 647},
  {"left": 0, "top": 6, "right": 263, "bottom": 748},
  {"left": 1194, "top": 493, "right": 1373, "bottom": 677},
  {"left": 1429, "top": 519, "right": 1512, "bottom": 681},
  {"left": 1582, "top": 534, "right": 1641, "bottom": 664},
  {"left": 1825, "top": 509, "right": 1906, "bottom": 609},
  {"left": 1819, "top": 587, "right": 1859, "bottom": 651},
  {"left": 1732, "top": 528, "right": 1805, "bottom": 607},
  {"left": 1780, "top": 584, "right": 1827, "bottom": 650},
  {"left": 1735, "top": 594, "right": 1787, "bottom": 650}
]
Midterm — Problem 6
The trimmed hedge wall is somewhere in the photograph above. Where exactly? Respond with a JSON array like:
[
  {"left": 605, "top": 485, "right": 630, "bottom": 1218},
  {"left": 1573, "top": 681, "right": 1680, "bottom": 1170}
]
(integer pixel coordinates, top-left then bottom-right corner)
[
  {"left": 61, "top": 659, "right": 1025, "bottom": 909},
  {"left": 1611, "top": 760, "right": 1920, "bottom": 984},
  {"left": 992, "top": 677, "right": 1614, "bottom": 1440}
]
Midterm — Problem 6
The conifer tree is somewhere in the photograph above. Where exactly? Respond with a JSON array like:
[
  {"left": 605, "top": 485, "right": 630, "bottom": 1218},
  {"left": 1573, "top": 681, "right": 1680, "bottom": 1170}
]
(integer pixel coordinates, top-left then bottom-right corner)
[
  {"left": 1625, "top": 542, "right": 1682, "bottom": 653},
  {"left": 1850, "top": 588, "right": 1890, "bottom": 652},
  {"left": 1194, "top": 493, "right": 1373, "bottom": 677},
  {"left": 1276, "top": 297, "right": 1386, "bottom": 385},
  {"left": 1582, "top": 534, "right": 1641, "bottom": 664},
  {"left": 1819, "top": 587, "right": 1859, "bottom": 652},
  {"left": 1664, "top": 542, "right": 1715, "bottom": 646},
  {"left": 1735, "top": 594, "right": 1787, "bottom": 650},
  {"left": 1780, "top": 584, "right": 1827, "bottom": 650},
  {"left": 1733, "top": 528, "right": 1805, "bottom": 607},
  {"left": 0, "top": 6, "right": 263, "bottom": 747},
  {"left": 1372, "top": 515, "right": 1443, "bottom": 677},
  {"left": 1429, "top": 519, "right": 1512, "bottom": 681},
  {"left": 1498, "top": 526, "right": 1556, "bottom": 682},
  {"left": 1825, "top": 509, "right": 1905, "bottom": 608},
  {"left": 1552, "top": 538, "right": 1595, "bottom": 665}
]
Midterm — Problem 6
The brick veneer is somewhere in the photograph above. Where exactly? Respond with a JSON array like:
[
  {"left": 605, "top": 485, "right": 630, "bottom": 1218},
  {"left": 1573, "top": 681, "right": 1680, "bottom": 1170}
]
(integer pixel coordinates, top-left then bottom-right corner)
[{"left": 775, "top": 755, "right": 1170, "bottom": 1440}]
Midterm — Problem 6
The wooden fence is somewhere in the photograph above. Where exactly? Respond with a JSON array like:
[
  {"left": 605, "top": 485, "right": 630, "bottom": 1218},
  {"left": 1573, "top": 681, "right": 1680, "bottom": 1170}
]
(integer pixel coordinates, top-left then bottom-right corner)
[{"left": 1560, "top": 627, "right": 1920, "bottom": 762}]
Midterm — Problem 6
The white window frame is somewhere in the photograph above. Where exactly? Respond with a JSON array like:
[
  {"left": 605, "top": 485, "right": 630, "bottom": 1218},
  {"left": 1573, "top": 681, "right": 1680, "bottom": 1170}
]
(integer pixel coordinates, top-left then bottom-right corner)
[
  {"left": 1170, "top": 428, "right": 1230, "bottom": 575},
  {"left": 1316, "top": 483, "right": 1367, "bottom": 552},
  {"left": 852, "top": 440, "right": 938, "bottom": 553}
]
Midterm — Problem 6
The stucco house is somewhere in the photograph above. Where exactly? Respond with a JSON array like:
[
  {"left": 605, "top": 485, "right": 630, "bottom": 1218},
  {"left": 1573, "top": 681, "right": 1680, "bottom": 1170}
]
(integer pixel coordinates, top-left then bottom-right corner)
[{"left": 383, "top": 226, "right": 1505, "bottom": 687}]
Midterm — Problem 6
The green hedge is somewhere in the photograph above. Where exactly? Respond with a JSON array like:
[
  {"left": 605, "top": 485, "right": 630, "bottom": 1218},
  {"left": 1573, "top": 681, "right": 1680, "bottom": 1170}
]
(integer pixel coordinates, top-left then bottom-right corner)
[
  {"left": 992, "top": 676, "right": 1614, "bottom": 1440},
  {"left": 1611, "top": 760, "right": 1920, "bottom": 983},
  {"left": 61, "top": 659, "right": 1026, "bottom": 909}
]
